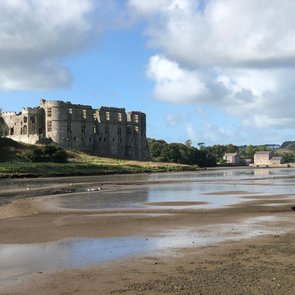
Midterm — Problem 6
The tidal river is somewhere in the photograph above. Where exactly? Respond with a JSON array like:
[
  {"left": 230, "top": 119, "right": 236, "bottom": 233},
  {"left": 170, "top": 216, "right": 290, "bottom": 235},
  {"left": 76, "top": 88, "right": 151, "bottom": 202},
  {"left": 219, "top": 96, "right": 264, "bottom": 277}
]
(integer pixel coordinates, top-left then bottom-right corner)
[{"left": 1, "top": 167, "right": 295, "bottom": 287}]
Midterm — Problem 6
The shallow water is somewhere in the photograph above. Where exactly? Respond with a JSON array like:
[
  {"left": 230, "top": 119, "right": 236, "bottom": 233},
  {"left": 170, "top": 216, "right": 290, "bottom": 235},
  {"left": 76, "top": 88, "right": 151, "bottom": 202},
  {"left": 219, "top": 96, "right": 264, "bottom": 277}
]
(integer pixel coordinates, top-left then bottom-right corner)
[
  {"left": 2, "top": 168, "right": 295, "bottom": 284},
  {"left": 44, "top": 168, "right": 295, "bottom": 210},
  {"left": 0, "top": 215, "right": 292, "bottom": 283}
]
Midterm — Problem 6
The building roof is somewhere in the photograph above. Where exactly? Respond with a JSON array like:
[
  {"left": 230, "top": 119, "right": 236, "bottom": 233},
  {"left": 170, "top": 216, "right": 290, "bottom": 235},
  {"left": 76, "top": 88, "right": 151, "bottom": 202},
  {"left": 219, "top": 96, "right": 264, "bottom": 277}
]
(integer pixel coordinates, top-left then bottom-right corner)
[
  {"left": 270, "top": 157, "right": 282, "bottom": 160},
  {"left": 224, "top": 152, "right": 237, "bottom": 156},
  {"left": 254, "top": 151, "right": 272, "bottom": 155}
]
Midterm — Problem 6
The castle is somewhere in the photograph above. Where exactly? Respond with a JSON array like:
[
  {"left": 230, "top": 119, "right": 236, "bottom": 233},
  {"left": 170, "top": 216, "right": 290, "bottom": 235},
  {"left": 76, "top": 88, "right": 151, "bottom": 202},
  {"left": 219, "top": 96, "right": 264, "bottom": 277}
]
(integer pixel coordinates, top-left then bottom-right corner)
[{"left": 0, "top": 99, "right": 149, "bottom": 160}]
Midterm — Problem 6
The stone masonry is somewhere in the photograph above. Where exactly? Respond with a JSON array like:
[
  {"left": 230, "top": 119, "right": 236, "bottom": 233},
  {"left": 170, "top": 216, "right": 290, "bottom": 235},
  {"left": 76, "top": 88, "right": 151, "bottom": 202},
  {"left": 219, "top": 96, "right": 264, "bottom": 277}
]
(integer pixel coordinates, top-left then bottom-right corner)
[{"left": 0, "top": 99, "right": 149, "bottom": 160}]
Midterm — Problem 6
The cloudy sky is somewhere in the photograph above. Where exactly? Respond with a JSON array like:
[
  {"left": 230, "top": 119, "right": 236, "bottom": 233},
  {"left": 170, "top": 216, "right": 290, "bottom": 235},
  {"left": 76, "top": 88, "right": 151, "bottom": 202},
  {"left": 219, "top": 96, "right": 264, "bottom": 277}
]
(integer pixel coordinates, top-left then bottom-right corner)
[{"left": 1, "top": 0, "right": 295, "bottom": 146}]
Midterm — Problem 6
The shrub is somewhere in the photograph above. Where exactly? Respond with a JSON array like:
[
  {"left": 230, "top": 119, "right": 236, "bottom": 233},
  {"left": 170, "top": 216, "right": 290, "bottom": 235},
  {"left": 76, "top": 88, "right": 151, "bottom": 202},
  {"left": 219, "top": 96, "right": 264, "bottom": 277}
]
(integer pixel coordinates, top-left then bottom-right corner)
[{"left": 24, "top": 144, "right": 68, "bottom": 163}]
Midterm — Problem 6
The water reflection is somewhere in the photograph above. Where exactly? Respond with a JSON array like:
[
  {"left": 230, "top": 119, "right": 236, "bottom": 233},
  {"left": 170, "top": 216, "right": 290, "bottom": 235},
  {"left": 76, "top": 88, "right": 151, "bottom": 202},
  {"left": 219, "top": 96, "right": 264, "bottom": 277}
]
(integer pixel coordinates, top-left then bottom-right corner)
[
  {"left": 47, "top": 180, "right": 295, "bottom": 210},
  {"left": 1, "top": 215, "right": 292, "bottom": 284}
]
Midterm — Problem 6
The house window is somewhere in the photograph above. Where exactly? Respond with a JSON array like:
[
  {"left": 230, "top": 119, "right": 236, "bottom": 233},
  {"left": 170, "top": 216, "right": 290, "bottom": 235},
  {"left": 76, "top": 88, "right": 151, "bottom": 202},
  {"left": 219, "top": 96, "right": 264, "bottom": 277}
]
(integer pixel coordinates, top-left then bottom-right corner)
[
  {"left": 134, "top": 114, "right": 139, "bottom": 123},
  {"left": 81, "top": 124, "right": 86, "bottom": 133},
  {"left": 82, "top": 109, "right": 87, "bottom": 120},
  {"left": 47, "top": 121, "right": 52, "bottom": 132},
  {"left": 67, "top": 122, "right": 72, "bottom": 133},
  {"left": 118, "top": 113, "right": 122, "bottom": 122},
  {"left": 106, "top": 111, "right": 110, "bottom": 121},
  {"left": 47, "top": 108, "right": 52, "bottom": 117}
]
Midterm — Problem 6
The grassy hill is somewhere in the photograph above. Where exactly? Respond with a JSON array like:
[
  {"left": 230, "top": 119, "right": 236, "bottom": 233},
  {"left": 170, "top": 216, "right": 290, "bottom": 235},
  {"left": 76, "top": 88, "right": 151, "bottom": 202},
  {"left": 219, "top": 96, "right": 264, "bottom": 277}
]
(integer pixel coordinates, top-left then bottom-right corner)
[{"left": 0, "top": 138, "right": 200, "bottom": 178}]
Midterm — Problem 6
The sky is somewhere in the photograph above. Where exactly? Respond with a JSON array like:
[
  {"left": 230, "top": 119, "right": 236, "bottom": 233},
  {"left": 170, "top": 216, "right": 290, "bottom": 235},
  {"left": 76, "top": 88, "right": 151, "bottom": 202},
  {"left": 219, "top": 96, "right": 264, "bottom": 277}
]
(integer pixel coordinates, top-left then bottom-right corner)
[{"left": 0, "top": 0, "right": 295, "bottom": 146}]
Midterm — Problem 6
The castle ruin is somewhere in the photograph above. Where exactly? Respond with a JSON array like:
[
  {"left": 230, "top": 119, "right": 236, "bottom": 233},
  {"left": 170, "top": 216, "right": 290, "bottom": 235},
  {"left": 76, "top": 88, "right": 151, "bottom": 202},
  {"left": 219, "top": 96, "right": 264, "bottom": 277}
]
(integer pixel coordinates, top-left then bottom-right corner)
[{"left": 0, "top": 99, "right": 149, "bottom": 161}]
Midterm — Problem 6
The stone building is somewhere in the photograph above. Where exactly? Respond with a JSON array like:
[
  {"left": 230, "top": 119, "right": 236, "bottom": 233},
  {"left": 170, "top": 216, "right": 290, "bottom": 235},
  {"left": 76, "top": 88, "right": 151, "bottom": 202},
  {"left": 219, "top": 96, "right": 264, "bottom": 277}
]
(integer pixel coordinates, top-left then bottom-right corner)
[
  {"left": 253, "top": 151, "right": 284, "bottom": 166},
  {"left": 223, "top": 152, "right": 245, "bottom": 165},
  {"left": 0, "top": 99, "right": 149, "bottom": 160}
]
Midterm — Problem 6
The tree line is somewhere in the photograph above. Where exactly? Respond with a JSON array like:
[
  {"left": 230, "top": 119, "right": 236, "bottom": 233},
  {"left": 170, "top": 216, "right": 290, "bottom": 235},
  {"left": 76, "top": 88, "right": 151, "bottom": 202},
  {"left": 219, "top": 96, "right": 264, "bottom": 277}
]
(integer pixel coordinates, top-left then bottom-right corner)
[{"left": 147, "top": 139, "right": 295, "bottom": 167}]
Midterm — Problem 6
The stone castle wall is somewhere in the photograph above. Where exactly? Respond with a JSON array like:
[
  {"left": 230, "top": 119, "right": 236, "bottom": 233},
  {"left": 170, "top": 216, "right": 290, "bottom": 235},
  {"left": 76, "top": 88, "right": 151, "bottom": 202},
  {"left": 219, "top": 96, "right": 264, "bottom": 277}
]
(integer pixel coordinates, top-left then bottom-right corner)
[{"left": 1, "top": 99, "right": 149, "bottom": 160}]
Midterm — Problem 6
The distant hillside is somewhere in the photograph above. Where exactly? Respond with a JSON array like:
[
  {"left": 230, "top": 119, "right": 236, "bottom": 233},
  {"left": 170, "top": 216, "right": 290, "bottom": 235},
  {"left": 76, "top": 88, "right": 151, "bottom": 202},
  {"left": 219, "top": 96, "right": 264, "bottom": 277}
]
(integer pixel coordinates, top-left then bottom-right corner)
[{"left": 281, "top": 141, "right": 295, "bottom": 150}]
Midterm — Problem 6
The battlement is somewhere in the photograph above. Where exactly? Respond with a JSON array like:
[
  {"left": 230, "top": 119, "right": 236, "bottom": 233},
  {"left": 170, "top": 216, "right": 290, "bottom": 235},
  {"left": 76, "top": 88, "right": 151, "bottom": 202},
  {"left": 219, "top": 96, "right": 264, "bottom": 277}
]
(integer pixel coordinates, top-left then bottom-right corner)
[
  {"left": 99, "top": 106, "right": 126, "bottom": 112},
  {"left": 40, "top": 99, "right": 92, "bottom": 109},
  {"left": 1, "top": 98, "right": 149, "bottom": 160}
]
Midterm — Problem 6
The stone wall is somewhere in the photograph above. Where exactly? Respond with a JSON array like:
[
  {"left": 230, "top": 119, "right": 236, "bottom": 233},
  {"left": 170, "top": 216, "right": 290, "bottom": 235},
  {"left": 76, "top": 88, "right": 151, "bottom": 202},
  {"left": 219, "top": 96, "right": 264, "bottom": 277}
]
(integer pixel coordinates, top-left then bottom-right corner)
[
  {"left": 1, "top": 107, "right": 44, "bottom": 144},
  {"left": 1, "top": 99, "right": 149, "bottom": 160}
]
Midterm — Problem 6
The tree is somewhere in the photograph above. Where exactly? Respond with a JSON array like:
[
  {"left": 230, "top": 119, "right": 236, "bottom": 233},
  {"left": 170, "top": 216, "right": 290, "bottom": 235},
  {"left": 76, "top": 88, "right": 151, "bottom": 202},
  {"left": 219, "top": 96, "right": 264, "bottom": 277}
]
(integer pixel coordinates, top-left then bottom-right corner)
[
  {"left": 226, "top": 144, "right": 237, "bottom": 153},
  {"left": 185, "top": 139, "right": 192, "bottom": 147}
]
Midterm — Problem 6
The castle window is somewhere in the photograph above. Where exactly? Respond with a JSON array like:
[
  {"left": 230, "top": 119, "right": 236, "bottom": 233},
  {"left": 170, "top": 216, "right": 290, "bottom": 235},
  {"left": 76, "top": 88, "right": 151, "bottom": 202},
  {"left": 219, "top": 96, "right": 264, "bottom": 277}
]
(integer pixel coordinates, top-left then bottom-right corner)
[
  {"left": 112, "top": 138, "right": 115, "bottom": 142},
  {"left": 94, "top": 125, "right": 97, "bottom": 134},
  {"left": 47, "top": 121, "right": 52, "bottom": 132},
  {"left": 127, "top": 125, "right": 132, "bottom": 135},
  {"left": 118, "top": 113, "right": 122, "bottom": 122},
  {"left": 82, "top": 109, "right": 87, "bottom": 120},
  {"left": 81, "top": 124, "right": 86, "bottom": 133},
  {"left": 99, "top": 136, "right": 102, "bottom": 142},
  {"left": 106, "top": 111, "right": 110, "bottom": 121},
  {"left": 120, "top": 139, "right": 122, "bottom": 144},
  {"left": 24, "top": 116, "right": 28, "bottom": 123},
  {"left": 105, "top": 125, "right": 109, "bottom": 135},
  {"left": 93, "top": 113, "right": 97, "bottom": 120},
  {"left": 134, "top": 114, "right": 139, "bottom": 123},
  {"left": 23, "top": 125, "right": 27, "bottom": 134},
  {"left": 89, "top": 137, "right": 92, "bottom": 142},
  {"left": 68, "top": 109, "right": 73, "bottom": 120},
  {"left": 73, "top": 137, "right": 76, "bottom": 142},
  {"left": 67, "top": 122, "right": 72, "bottom": 133},
  {"left": 10, "top": 127, "right": 14, "bottom": 135},
  {"left": 47, "top": 108, "right": 52, "bottom": 117},
  {"left": 134, "top": 126, "right": 139, "bottom": 134},
  {"left": 30, "top": 116, "right": 36, "bottom": 124},
  {"left": 104, "top": 138, "right": 106, "bottom": 142}
]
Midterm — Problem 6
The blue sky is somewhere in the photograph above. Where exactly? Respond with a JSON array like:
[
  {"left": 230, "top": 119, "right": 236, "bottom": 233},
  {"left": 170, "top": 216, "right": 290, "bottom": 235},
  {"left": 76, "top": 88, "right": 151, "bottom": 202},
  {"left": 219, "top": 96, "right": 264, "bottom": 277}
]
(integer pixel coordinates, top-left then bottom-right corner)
[{"left": 1, "top": 0, "right": 295, "bottom": 147}]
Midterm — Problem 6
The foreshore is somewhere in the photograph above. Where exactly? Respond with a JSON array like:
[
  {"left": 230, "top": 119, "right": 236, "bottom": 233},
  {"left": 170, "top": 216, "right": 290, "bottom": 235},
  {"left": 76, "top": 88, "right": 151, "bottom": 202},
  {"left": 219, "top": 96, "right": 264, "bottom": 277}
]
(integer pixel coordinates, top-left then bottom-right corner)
[{"left": 1, "top": 170, "right": 295, "bottom": 294}]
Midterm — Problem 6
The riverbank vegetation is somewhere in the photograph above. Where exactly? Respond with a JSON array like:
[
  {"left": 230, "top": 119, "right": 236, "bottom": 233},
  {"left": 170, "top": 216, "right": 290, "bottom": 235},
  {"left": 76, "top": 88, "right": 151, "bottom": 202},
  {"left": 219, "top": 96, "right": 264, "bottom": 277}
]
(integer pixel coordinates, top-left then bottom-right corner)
[
  {"left": 0, "top": 138, "right": 200, "bottom": 178},
  {"left": 1, "top": 137, "right": 295, "bottom": 178}
]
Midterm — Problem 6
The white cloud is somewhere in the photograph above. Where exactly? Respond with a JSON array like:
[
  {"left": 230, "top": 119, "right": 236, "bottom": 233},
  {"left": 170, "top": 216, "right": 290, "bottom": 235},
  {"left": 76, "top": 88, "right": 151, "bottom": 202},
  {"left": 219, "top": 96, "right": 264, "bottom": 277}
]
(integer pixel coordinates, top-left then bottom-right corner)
[
  {"left": 165, "top": 112, "right": 189, "bottom": 127},
  {"left": 129, "top": 0, "right": 295, "bottom": 131},
  {"left": 146, "top": 55, "right": 209, "bottom": 103},
  {"left": 0, "top": 0, "right": 99, "bottom": 90}
]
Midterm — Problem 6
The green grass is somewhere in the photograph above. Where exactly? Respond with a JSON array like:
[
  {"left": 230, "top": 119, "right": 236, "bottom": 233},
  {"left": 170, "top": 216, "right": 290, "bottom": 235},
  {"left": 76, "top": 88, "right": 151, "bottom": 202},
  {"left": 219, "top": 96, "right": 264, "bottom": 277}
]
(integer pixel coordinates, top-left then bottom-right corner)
[{"left": 0, "top": 142, "right": 200, "bottom": 178}]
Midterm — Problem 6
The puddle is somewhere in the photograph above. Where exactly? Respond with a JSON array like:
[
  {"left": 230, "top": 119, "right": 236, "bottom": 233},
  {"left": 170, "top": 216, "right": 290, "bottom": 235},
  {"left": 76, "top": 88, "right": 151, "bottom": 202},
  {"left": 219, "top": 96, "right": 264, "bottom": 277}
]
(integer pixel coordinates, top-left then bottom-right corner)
[{"left": 1, "top": 215, "right": 293, "bottom": 285}]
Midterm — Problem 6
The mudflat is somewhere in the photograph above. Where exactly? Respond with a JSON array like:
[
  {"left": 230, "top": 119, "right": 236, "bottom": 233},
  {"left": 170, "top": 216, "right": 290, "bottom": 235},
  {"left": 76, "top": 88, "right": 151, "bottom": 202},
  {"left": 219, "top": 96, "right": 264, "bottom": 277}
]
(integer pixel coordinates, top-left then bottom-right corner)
[{"left": 1, "top": 170, "right": 295, "bottom": 294}]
